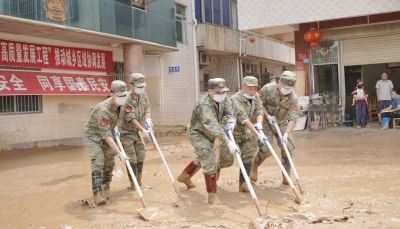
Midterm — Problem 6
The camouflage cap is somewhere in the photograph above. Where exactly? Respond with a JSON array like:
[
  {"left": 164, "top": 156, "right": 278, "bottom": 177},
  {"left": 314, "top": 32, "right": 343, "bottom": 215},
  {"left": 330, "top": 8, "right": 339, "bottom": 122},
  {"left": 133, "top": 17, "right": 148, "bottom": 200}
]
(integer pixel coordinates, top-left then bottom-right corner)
[
  {"left": 130, "top": 73, "right": 147, "bottom": 87},
  {"left": 280, "top": 71, "right": 297, "bottom": 88},
  {"left": 243, "top": 76, "right": 259, "bottom": 86},
  {"left": 111, "top": 80, "right": 129, "bottom": 96},
  {"left": 208, "top": 78, "right": 229, "bottom": 92}
]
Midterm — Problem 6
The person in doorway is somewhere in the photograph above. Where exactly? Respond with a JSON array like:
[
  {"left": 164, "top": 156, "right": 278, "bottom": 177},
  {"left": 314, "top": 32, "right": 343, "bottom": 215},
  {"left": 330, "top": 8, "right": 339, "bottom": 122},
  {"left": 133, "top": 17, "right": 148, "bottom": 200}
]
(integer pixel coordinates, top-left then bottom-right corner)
[
  {"left": 376, "top": 71, "right": 394, "bottom": 125},
  {"left": 118, "top": 73, "right": 153, "bottom": 191},
  {"left": 250, "top": 71, "right": 299, "bottom": 185},
  {"left": 176, "top": 78, "right": 239, "bottom": 204},
  {"left": 216, "top": 76, "right": 268, "bottom": 192},
  {"left": 83, "top": 80, "right": 130, "bottom": 205},
  {"left": 352, "top": 82, "right": 370, "bottom": 128},
  {"left": 379, "top": 90, "right": 400, "bottom": 130},
  {"left": 351, "top": 83, "right": 368, "bottom": 106}
]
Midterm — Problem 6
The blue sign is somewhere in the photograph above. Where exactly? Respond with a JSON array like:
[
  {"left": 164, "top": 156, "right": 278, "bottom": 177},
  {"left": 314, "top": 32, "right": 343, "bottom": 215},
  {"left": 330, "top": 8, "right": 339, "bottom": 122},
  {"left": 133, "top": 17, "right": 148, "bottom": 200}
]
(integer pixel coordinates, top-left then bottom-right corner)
[
  {"left": 303, "top": 59, "right": 309, "bottom": 63},
  {"left": 169, "top": 66, "right": 180, "bottom": 72}
]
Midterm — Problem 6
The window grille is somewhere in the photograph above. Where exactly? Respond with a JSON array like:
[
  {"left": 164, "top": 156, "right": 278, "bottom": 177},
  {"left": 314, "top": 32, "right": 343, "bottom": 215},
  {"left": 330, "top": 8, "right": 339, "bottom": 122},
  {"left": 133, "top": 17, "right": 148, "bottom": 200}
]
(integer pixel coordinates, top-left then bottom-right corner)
[
  {"left": 0, "top": 95, "right": 42, "bottom": 115},
  {"left": 108, "top": 62, "right": 124, "bottom": 81},
  {"left": 0, "top": 66, "right": 42, "bottom": 115}
]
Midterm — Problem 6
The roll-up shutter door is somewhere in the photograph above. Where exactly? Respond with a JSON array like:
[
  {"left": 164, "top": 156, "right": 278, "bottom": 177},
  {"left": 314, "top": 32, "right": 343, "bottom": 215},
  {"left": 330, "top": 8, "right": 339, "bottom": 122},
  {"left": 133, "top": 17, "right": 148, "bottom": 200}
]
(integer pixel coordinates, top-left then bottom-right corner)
[{"left": 343, "top": 33, "right": 400, "bottom": 66}]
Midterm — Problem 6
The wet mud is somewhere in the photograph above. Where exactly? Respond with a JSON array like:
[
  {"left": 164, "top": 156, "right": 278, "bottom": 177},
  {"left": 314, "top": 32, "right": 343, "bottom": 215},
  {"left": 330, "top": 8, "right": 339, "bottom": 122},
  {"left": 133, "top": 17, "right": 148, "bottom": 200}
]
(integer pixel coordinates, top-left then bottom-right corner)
[{"left": 0, "top": 126, "right": 399, "bottom": 228}]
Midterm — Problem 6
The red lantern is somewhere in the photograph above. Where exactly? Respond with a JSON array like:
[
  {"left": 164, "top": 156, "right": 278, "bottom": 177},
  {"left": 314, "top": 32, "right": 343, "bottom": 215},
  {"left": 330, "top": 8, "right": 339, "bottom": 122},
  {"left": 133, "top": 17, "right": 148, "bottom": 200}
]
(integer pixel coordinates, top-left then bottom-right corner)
[
  {"left": 304, "top": 28, "right": 323, "bottom": 47},
  {"left": 249, "top": 37, "right": 255, "bottom": 43}
]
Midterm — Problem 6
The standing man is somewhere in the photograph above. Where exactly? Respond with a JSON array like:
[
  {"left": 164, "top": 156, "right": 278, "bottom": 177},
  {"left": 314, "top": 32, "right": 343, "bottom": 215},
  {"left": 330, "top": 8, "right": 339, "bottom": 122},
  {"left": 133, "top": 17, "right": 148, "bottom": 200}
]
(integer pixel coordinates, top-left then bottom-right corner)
[
  {"left": 376, "top": 71, "right": 394, "bottom": 125},
  {"left": 217, "top": 76, "right": 266, "bottom": 192},
  {"left": 250, "top": 71, "right": 300, "bottom": 185},
  {"left": 83, "top": 80, "right": 130, "bottom": 205},
  {"left": 177, "top": 78, "right": 239, "bottom": 204},
  {"left": 118, "top": 73, "right": 153, "bottom": 190}
]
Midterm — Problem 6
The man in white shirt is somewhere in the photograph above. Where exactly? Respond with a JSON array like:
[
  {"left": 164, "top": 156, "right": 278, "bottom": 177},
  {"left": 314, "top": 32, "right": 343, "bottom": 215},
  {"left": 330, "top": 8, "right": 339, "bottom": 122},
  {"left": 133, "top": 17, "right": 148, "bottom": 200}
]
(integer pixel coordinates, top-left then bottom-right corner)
[{"left": 376, "top": 71, "right": 394, "bottom": 125}]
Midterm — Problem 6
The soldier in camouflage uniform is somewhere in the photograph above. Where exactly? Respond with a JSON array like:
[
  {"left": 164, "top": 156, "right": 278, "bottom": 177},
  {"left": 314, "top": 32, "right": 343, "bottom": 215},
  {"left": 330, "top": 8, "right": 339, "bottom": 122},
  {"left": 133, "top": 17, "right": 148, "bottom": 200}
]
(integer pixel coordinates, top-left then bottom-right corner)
[
  {"left": 217, "top": 76, "right": 268, "bottom": 192},
  {"left": 83, "top": 80, "right": 130, "bottom": 205},
  {"left": 250, "top": 71, "right": 300, "bottom": 185},
  {"left": 118, "top": 73, "right": 153, "bottom": 190},
  {"left": 177, "top": 78, "right": 239, "bottom": 204}
]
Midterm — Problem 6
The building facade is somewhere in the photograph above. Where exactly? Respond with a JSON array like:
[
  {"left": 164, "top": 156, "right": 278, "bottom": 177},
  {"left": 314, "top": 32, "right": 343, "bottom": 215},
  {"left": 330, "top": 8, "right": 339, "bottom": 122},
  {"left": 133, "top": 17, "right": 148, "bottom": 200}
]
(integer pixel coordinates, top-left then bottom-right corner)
[
  {"left": 238, "top": 0, "right": 400, "bottom": 117},
  {"left": 0, "top": 0, "right": 178, "bottom": 150}
]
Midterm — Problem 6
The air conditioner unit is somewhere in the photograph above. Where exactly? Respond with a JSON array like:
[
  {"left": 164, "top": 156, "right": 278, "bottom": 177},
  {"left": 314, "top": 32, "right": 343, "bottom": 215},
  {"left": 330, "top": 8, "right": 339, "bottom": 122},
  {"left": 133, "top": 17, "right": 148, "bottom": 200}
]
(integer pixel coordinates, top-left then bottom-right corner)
[
  {"left": 244, "top": 63, "right": 252, "bottom": 73},
  {"left": 253, "top": 64, "right": 259, "bottom": 74},
  {"left": 199, "top": 52, "right": 211, "bottom": 65}
]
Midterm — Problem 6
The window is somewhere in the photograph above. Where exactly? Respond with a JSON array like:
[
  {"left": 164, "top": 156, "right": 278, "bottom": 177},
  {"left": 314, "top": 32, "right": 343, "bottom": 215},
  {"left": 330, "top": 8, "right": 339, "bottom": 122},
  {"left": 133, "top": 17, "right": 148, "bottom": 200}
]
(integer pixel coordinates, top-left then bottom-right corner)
[
  {"left": 175, "top": 5, "right": 186, "bottom": 43},
  {"left": 195, "top": 0, "right": 232, "bottom": 28},
  {"left": 0, "top": 95, "right": 42, "bottom": 115}
]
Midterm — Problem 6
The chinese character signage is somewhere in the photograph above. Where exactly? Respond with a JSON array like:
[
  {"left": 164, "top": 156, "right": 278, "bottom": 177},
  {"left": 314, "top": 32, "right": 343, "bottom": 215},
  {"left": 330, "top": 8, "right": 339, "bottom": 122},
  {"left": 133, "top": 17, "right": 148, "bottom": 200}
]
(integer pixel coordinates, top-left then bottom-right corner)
[
  {"left": 0, "top": 39, "right": 113, "bottom": 72},
  {"left": 0, "top": 70, "right": 113, "bottom": 95},
  {"left": 169, "top": 66, "right": 180, "bottom": 72}
]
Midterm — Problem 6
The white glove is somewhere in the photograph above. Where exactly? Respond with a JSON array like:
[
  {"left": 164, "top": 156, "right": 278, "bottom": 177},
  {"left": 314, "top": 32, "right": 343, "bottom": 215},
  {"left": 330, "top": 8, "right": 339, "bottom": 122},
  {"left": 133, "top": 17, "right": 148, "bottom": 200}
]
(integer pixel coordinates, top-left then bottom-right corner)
[
  {"left": 112, "top": 126, "right": 120, "bottom": 138},
  {"left": 224, "top": 122, "right": 235, "bottom": 133},
  {"left": 227, "top": 141, "right": 240, "bottom": 155},
  {"left": 267, "top": 115, "right": 277, "bottom": 125},
  {"left": 144, "top": 118, "right": 153, "bottom": 130},
  {"left": 257, "top": 133, "right": 269, "bottom": 146},
  {"left": 282, "top": 133, "right": 288, "bottom": 145},
  {"left": 118, "top": 152, "right": 130, "bottom": 162},
  {"left": 254, "top": 123, "right": 263, "bottom": 131},
  {"left": 142, "top": 129, "right": 153, "bottom": 142}
]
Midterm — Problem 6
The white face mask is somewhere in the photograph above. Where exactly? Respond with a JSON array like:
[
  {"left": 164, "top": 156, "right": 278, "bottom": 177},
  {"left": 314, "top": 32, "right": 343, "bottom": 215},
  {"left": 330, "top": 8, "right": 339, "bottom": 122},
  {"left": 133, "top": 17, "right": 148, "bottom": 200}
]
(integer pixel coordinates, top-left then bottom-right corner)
[
  {"left": 115, "top": 96, "right": 127, "bottom": 105},
  {"left": 134, "top": 87, "right": 145, "bottom": 95},
  {"left": 280, "top": 87, "right": 293, "bottom": 95},
  {"left": 271, "top": 80, "right": 276, "bottom": 83},
  {"left": 243, "top": 93, "right": 255, "bottom": 99},
  {"left": 212, "top": 93, "right": 226, "bottom": 103}
]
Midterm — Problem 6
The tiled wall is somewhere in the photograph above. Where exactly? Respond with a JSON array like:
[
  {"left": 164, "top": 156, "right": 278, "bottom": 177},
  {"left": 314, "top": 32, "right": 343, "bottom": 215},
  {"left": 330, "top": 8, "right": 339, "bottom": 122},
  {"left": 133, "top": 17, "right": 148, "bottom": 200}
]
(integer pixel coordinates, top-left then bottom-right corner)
[
  {"left": 237, "top": 0, "right": 400, "bottom": 30},
  {"left": 160, "top": 0, "right": 197, "bottom": 125}
]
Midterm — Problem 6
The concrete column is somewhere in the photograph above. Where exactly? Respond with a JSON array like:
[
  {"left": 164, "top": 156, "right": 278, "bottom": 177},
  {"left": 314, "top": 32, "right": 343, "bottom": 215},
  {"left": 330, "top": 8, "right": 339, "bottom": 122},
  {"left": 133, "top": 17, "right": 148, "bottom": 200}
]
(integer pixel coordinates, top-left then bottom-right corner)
[{"left": 123, "top": 43, "right": 143, "bottom": 85}]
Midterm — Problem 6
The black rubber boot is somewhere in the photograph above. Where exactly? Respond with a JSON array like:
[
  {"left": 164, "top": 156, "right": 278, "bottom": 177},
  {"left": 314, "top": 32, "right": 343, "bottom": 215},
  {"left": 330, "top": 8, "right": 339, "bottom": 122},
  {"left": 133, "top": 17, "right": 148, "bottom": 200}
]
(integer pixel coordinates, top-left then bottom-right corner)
[
  {"left": 136, "top": 162, "right": 144, "bottom": 186},
  {"left": 239, "top": 163, "right": 251, "bottom": 192},
  {"left": 126, "top": 162, "right": 137, "bottom": 190}
]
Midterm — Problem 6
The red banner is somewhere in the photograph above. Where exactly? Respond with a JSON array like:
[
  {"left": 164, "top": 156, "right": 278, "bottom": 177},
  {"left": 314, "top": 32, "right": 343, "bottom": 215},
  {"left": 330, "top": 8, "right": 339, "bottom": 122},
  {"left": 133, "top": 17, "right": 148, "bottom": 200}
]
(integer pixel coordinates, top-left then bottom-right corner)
[
  {"left": 0, "top": 70, "right": 113, "bottom": 95},
  {"left": 0, "top": 39, "right": 113, "bottom": 72}
]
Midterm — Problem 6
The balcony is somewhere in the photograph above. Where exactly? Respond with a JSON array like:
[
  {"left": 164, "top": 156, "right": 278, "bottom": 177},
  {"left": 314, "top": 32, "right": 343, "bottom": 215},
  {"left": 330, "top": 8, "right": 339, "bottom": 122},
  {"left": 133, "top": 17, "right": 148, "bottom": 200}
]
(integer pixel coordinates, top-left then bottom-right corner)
[
  {"left": 0, "top": 0, "right": 176, "bottom": 48},
  {"left": 196, "top": 23, "right": 295, "bottom": 65}
]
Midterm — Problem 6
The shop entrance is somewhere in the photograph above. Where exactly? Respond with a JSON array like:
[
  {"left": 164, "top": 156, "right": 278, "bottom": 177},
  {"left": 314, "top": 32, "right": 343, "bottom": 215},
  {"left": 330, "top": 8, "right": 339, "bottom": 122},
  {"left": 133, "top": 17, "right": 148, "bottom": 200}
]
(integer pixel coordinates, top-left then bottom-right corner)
[{"left": 344, "top": 63, "right": 400, "bottom": 118}]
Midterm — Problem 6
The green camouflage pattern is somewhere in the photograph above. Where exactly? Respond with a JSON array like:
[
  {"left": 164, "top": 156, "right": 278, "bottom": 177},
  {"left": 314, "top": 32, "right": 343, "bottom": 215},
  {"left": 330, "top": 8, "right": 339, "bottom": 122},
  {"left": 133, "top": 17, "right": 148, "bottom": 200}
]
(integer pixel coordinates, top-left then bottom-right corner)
[
  {"left": 279, "top": 71, "right": 297, "bottom": 88},
  {"left": 186, "top": 93, "right": 236, "bottom": 174},
  {"left": 259, "top": 83, "right": 300, "bottom": 126},
  {"left": 218, "top": 91, "right": 263, "bottom": 168},
  {"left": 83, "top": 97, "right": 123, "bottom": 143},
  {"left": 255, "top": 82, "right": 298, "bottom": 165},
  {"left": 119, "top": 91, "right": 149, "bottom": 163},
  {"left": 85, "top": 138, "right": 116, "bottom": 191}
]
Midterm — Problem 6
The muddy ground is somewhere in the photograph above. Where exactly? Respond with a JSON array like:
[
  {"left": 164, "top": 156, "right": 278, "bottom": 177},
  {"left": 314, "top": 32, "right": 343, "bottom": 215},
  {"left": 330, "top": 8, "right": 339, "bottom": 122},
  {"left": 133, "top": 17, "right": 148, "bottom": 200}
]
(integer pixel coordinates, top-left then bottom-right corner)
[{"left": 1, "top": 125, "right": 400, "bottom": 229}]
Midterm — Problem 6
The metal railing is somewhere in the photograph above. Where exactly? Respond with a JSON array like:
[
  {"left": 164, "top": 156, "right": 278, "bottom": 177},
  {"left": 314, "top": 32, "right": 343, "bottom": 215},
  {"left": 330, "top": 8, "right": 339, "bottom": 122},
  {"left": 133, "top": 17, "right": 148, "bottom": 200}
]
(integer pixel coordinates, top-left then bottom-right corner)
[{"left": 0, "top": 0, "right": 176, "bottom": 47}]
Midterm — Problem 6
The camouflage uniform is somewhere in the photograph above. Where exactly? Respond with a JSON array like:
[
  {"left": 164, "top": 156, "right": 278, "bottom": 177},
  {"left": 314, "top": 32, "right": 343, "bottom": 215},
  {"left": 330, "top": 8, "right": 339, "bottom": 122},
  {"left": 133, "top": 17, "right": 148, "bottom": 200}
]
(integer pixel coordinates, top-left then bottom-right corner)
[
  {"left": 83, "top": 80, "right": 128, "bottom": 200},
  {"left": 177, "top": 78, "right": 235, "bottom": 204},
  {"left": 218, "top": 76, "right": 264, "bottom": 192},
  {"left": 119, "top": 73, "right": 150, "bottom": 188},
  {"left": 251, "top": 71, "right": 299, "bottom": 183},
  {"left": 218, "top": 77, "right": 263, "bottom": 166}
]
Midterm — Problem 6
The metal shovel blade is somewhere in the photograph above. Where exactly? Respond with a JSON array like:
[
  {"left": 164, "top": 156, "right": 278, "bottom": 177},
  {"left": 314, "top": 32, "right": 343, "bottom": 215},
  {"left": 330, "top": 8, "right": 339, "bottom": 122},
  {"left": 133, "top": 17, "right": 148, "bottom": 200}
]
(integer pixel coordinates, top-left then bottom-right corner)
[
  {"left": 172, "top": 196, "right": 191, "bottom": 207},
  {"left": 136, "top": 207, "right": 166, "bottom": 221}
]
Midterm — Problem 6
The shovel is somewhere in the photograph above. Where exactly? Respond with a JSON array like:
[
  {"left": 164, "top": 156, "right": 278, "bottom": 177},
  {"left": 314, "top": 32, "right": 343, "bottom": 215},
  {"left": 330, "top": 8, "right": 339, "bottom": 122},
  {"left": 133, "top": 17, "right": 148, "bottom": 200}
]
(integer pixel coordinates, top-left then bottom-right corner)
[
  {"left": 228, "top": 130, "right": 263, "bottom": 216},
  {"left": 258, "top": 130, "right": 302, "bottom": 204},
  {"left": 273, "top": 122, "right": 304, "bottom": 194},
  {"left": 147, "top": 129, "right": 190, "bottom": 207},
  {"left": 115, "top": 136, "right": 161, "bottom": 221}
]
